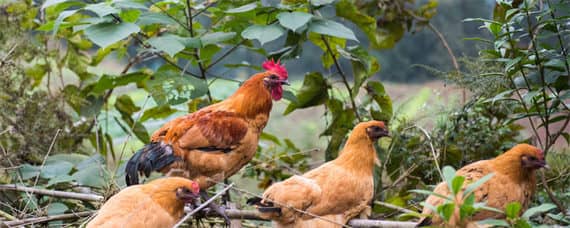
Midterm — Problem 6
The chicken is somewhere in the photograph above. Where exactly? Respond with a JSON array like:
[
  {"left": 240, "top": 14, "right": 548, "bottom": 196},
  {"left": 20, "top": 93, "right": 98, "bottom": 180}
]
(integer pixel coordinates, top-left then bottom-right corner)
[
  {"left": 248, "top": 121, "right": 390, "bottom": 228},
  {"left": 87, "top": 177, "right": 200, "bottom": 228},
  {"left": 124, "top": 59, "right": 288, "bottom": 222},
  {"left": 418, "top": 143, "right": 547, "bottom": 227}
]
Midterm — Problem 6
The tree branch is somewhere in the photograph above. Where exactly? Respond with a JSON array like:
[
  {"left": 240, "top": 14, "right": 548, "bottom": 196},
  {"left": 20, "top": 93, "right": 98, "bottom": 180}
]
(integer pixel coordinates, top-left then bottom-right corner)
[
  {"left": 0, "top": 185, "right": 104, "bottom": 202},
  {"left": 174, "top": 183, "right": 234, "bottom": 227},
  {"left": 3, "top": 211, "right": 94, "bottom": 227},
  {"left": 320, "top": 35, "right": 362, "bottom": 122},
  {"left": 184, "top": 0, "right": 212, "bottom": 103}
]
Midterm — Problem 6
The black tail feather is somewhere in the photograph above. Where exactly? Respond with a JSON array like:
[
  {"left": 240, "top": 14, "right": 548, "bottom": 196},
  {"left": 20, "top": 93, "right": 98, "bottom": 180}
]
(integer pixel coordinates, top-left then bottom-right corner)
[{"left": 125, "top": 142, "right": 180, "bottom": 186}]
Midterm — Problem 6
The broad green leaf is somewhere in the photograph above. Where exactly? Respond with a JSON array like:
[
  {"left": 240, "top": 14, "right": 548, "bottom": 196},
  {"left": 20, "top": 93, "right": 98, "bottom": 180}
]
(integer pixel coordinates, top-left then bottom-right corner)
[
  {"left": 308, "top": 33, "right": 346, "bottom": 68},
  {"left": 336, "top": 0, "right": 379, "bottom": 47},
  {"left": 310, "top": 0, "right": 335, "bottom": 6},
  {"left": 42, "top": 0, "right": 70, "bottom": 9},
  {"left": 284, "top": 72, "right": 328, "bottom": 115},
  {"left": 137, "top": 12, "right": 176, "bottom": 25},
  {"left": 113, "top": 0, "right": 148, "bottom": 10},
  {"left": 478, "top": 219, "right": 510, "bottom": 227},
  {"left": 84, "top": 22, "right": 140, "bottom": 48},
  {"left": 341, "top": 46, "right": 380, "bottom": 96},
  {"left": 522, "top": 203, "right": 556, "bottom": 219},
  {"left": 451, "top": 175, "right": 465, "bottom": 195},
  {"left": 147, "top": 34, "right": 186, "bottom": 57},
  {"left": 201, "top": 32, "right": 236, "bottom": 46},
  {"left": 140, "top": 105, "right": 178, "bottom": 122},
  {"left": 40, "top": 160, "right": 74, "bottom": 179},
  {"left": 464, "top": 173, "right": 494, "bottom": 196},
  {"left": 226, "top": 2, "right": 257, "bottom": 13},
  {"left": 442, "top": 166, "right": 457, "bottom": 190},
  {"left": 47, "top": 175, "right": 74, "bottom": 187},
  {"left": 438, "top": 203, "right": 455, "bottom": 222},
  {"left": 260, "top": 132, "right": 282, "bottom": 146},
  {"left": 46, "top": 153, "right": 90, "bottom": 165},
  {"left": 365, "top": 81, "right": 392, "bottom": 122},
  {"left": 242, "top": 24, "right": 285, "bottom": 45},
  {"left": 47, "top": 202, "right": 68, "bottom": 215},
  {"left": 277, "top": 12, "right": 313, "bottom": 33},
  {"left": 19, "top": 164, "right": 41, "bottom": 180},
  {"left": 71, "top": 165, "right": 109, "bottom": 188},
  {"left": 91, "top": 72, "right": 149, "bottom": 95},
  {"left": 119, "top": 9, "right": 141, "bottom": 23},
  {"left": 145, "top": 66, "right": 208, "bottom": 106},
  {"left": 115, "top": 94, "right": 140, "bottom": 115},
  {"left": 505, "top": 202, "right": 521, "bottom": 219},
  {"left": 52, "top": 9, "right": 79, "bottom": 36},
  {"left": 84, "top": 2, "right": 119, "bottom": 17},
  {"left": 309, "top": 19, "right": 358, "bottom": 41}
]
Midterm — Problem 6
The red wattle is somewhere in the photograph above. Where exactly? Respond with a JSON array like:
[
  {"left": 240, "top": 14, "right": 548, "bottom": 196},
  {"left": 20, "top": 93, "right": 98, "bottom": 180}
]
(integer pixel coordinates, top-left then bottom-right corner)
[{"left": 271, "top": 86, "right": 283, "bottom": 100}]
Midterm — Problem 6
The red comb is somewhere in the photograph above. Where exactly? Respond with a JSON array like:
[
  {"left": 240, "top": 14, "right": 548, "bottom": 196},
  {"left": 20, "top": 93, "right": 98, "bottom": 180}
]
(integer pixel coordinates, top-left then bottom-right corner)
[
  {"left": 262, "top": 59, "right": 288, "bottom": 80},
  {"left": 537, "top": 149, "right": 544, "bottom": 160},
  {"left": 191, "top": 182, "right": 200, "bottom": 193}
]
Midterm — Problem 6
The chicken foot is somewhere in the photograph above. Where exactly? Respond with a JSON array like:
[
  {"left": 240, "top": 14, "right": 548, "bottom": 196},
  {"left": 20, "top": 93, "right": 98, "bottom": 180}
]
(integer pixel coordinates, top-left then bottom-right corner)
[{"left": 198, "top": 191, "right": 231, "bottom": 225}]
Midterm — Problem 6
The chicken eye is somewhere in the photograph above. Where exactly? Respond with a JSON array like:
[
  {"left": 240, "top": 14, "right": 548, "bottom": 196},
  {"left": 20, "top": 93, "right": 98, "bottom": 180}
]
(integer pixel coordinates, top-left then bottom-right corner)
[
  {"left": 371, "top": 126, "right": 381, "bottom": 131},
  {"left": 529, "top": 156, "right": 537, "bottom": 161},
  {"left": 268, "top": 75, "right": 278, "bottom": 80}
]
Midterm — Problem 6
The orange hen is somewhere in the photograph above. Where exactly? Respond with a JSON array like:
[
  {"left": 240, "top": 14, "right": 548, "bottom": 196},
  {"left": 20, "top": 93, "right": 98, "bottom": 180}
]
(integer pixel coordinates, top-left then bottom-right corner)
[
  {"left": 418, "top": 143, "right": 547, "bottom": 227},
  {"left": 248, "top": 121, "right": 390, "bottom": 228},
  {"left": 86, "top": 177, "right": 200, "bottom": 228}
]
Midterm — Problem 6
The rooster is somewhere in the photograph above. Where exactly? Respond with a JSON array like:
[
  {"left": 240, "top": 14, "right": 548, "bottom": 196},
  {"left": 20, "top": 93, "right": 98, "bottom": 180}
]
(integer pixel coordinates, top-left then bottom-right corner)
[
  {"left": 248, "top": 121, "right": 390, "bottom": 227},
  {"left": 417, "top": 143, "right": 548, "bottom": 227},
  {"left": 125, "top": 59, "right": 288, "bottom": 221},
  {"left": 87, "top": 177, "right": 200, "bottom": 228}
]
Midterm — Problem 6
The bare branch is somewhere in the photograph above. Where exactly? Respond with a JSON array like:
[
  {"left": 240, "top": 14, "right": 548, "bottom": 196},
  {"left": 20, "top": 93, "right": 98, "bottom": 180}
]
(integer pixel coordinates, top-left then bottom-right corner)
[
  {"left": 0, "top": 185, "right": 104, "bottom": 202},
  {"left": 3, "top": 211, "right": 94, "bottom": 227},
  {"left": 174, "top": 183, "right": 235, "bottom": 227}
]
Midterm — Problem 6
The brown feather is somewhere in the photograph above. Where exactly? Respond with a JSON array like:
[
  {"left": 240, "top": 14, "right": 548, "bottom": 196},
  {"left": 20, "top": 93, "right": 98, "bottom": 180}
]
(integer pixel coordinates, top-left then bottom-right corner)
[
  {"left": 87, "top": 177, "right": 199, "bottom": 228},
  {"left": 420, "top": 144, "right": 543, "bottom": 226},
  {"left": 257, "top": 121, "right": 387, "bottom": 227}
]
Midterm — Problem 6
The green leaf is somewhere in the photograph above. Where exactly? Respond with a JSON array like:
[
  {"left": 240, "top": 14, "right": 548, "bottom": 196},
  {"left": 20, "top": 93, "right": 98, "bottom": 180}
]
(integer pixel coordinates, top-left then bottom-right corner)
[
  {"left": 438, "top": 203, "right": 455, "bottom": 222},
  {"left": 201, "top": 32, "right": 236, "bottom": 46},
  {"left": 442, "top": 166, "right": 457, "bottom": 191},
  {"left": 226, "top": 2, "right": 257, "bottom": 13},
  {"left": 451, "top": 175, "right": 465, "bottom": 195},
  {"left": 308, "top": 33, "right": 346, "bottom": 68},
  {"left": 84, "top": 22, "right": 140, "bottom": 48},
  {"left": 52, "top": 9, "right": 79, "bottom": 36},
  {"left": 341, "top": 46, "right": 380, "bottom": 96},
  {"left": 284, "top": 72, "right": 329, "bottom": 114},
  {"left": 46, "top": 153, "right": 90, "bottom": 165},
  {"left": 137, "top": 12, "right": 176, "bottom": 25},
  {"left": 47, "top": 175, "right": 74, "bottom": 187},
  {"left": 505, "top": 202, "right": 521, "bottom": 219},
  {"left": 119, "top": 9, "right": 141, "bottom": 23},
  {"left": 310, "top": 0, "right": 335, "bottom": 6},
  {"left": 365, "top": 81, "right": 392, "bottom": 122},
  {"left": 309, "top": 19, "right": 358, "bottom": 41},
  {"left": 241, "top": 24, "right": 285, "bottom": 45},
  {"left": 277, "top": 12, "right": 313, "bottom": 33},
  {"left": 40, "top": 160, "right": 74, "bottom": 179},
  {"left": 409, "top": 189, "right": 452, "bottom": 201},
  {"left": 336, "top": 0, "right": 378, "bottom": 47},
  {"left": 19, "top": 164, "right": 41, "bottom": 180},
  {"left": 478, "top": 219, "right": 510, "bottom": 227},
  {"left": 464, "top": 173, "right": 494, "bottom": 196},
  {"left": 84, "top": 2, "right": 119, "bottom": 17},
  {"left": 260, "top": 132, "right": 282, "bottom": 146},
  {"left": 47, "top": 202, "right": 68, "bottom": 215},
  {"left": 42, "top": 0, "right": 70, "bottom": 9},
  {"left": 147, "top": 34, "right": 187, "bottom": 57},
  {"left": 90, "top": 72, "right": 149, "bottom": 95},
  {"left": 521, "top": 203, "right": 556, "bottom": 219},
  {"left": 115, "top": 94, "right": 140, "bottom": 115},
  {"left": 140, "top": 105, "right": 178, "bottom": 122},
  {"left": 113, "top": 0, "right": 148, "bottom": 10},
  {"left": 71, "top": 165, "right": 108, "bottom": 188},
  {"left": 145, "top": 66, "right": 208, "bottom": 105}
]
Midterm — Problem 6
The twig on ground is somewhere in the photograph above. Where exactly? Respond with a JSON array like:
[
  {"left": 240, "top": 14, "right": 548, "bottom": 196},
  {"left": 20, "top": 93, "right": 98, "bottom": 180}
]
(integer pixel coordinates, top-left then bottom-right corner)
[
  {"left": 374, "top": 201, "right": 417, "bottom": 215},
  {"left": 3, "top": 211, "right": 94, "bottom": 227},
  {"left": 0, "top": 185, "right": 104, "bottom": 202}
]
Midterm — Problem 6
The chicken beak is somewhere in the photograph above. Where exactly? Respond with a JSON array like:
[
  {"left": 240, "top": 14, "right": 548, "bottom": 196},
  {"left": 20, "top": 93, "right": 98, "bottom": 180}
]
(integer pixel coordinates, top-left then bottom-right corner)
[
  {"left": 280, "top": 80, "right": 290, "bottom": 86},
  {"left": 542, "top": 162, "right": 550, "bottom": 170}
]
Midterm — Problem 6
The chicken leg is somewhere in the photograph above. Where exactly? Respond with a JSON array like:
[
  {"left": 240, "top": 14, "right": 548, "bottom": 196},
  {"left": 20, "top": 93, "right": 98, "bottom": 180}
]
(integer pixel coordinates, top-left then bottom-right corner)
[{"left": 199, "top": 191, "right": 231, "bottom": 225}]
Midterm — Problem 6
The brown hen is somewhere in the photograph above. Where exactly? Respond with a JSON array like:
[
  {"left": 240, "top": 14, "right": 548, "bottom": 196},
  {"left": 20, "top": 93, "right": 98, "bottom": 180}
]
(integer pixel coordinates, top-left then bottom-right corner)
[
  {"left": 418, "top": 143, "right": 547, "bottom": 227},
  {"left": 248, "top": 121, "right": 390, "bottom": 228}
]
